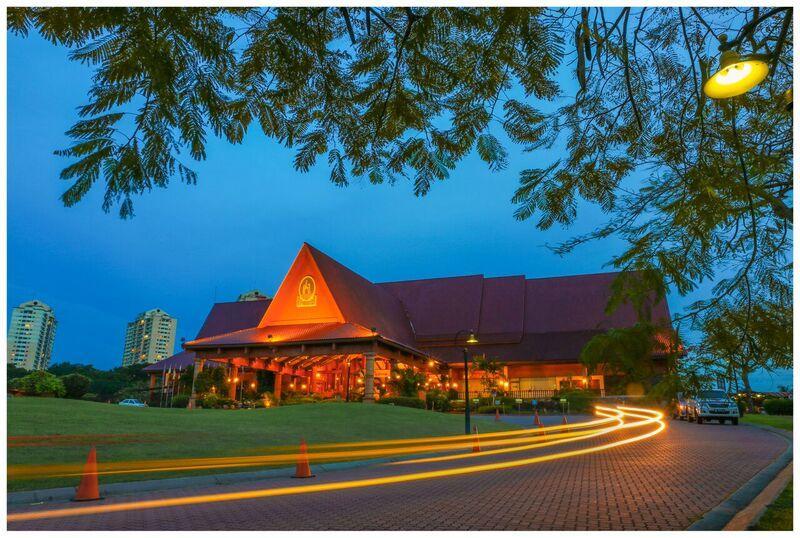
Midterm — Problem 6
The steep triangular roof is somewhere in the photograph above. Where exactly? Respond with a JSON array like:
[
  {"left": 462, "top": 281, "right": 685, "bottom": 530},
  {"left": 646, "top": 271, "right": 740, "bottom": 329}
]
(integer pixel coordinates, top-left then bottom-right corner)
[{"left": 259, "top": 243, "right": 417, "bottom": 348}]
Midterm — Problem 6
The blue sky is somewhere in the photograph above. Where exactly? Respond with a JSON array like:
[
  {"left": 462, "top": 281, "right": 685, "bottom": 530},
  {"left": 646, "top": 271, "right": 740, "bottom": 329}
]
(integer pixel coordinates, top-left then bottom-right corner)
[{"left": 6, "top": 29, "right": 790, "bottom": 390}]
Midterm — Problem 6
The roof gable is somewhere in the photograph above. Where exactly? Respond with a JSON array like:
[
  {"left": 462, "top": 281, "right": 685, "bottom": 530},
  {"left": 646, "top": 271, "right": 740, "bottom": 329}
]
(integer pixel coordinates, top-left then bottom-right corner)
[
  {"left": 259, "top": 244, "right": 416, "bottom": 348},
  {"left": 259, "top": 244, "right": 345, "bottom": 326}
]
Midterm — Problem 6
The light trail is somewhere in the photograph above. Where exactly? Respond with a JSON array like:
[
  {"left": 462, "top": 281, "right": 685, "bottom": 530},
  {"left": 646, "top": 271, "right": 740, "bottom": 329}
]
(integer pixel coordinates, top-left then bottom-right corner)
[
  {"left": 9, "top": 415, "right": 620, "bottom": 480},
  {"left": 7, "top": 406, "right": 665, "bottom": 523},
  {"left": 391, "top": 408, "right": 626, "bottom": 464}
]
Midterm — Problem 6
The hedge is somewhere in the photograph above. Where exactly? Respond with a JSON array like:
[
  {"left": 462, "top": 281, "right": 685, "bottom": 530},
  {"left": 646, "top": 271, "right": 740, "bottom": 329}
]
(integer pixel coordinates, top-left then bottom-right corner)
[
  {"left": 377, "top": 396, "right": 425, "bottom": 409},
  {"left": 764, "top": 398, "right": 793, "bottom": 416}
]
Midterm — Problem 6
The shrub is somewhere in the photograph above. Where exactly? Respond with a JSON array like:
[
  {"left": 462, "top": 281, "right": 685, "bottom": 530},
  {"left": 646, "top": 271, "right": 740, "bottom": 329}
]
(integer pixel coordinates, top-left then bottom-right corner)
[
  {"left": 477, "top": 405, "right": 508, "bottom": 414},
  {"left": 16, "top": 371, "right": 66, "bottom": 397},
  {"left": 201, "top": 393, "right": 221, "bottom": 409},
  {"left": 425, "top": 390, "right": 451, "bottom": 412},
  {"left": 377, "top": 396, "right": 425, "bottom": 409},
  {"left": 764, "top": 398, "right": 793, "bottom": 416},
  {"left": 171, "top": 394, "right": 190, "bottom": 408},
  {"left": 283, "top": 397, "right": 318, "bottom": 406},
  {"left": 61, "top": 373, "right": 92, "bottom": 399},
  {"left": 81, "top": 392, "right": 99, "bottom": 401},
  {"left": 555, "top": 389, "right": 597, "bottom": 413}
]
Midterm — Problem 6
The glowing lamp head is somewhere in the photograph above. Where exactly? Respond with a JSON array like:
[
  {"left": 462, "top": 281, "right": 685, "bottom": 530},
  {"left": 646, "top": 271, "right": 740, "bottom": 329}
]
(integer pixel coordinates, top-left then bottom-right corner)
[
  {"left": 704, "top": 49, "right": 769, "bottom": 99},
  {"left": 466, "top": 331, "right": 479, "bottom": 345},
  {"left": 233, "top": 377, "right": 239, "bottom": 383},
  {"left": 250, "top": 382, "right": 256, "bottom": 389}
]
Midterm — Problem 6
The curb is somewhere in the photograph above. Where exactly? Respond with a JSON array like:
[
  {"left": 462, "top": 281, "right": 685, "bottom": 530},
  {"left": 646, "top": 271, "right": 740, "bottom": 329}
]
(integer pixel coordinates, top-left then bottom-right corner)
[
  {"left": 6, "top": 454, "right": 412, "bottom": 506},
  {"left": 688, "top": 423, "right": 792, "bottom": 530}
]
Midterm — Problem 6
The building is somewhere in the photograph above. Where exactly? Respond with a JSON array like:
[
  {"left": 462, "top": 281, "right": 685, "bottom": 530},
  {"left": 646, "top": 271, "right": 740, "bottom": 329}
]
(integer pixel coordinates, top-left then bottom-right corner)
[
  {"left": 7, "top": 300, "right": 58, "bottom": 370},
  {"left": 121, "top": 309, "right": 178, "bottom": 366},
  {"left": 237, "top": 290, "right": 270, "bottom": 302},
  {"left": 145, "top": 243, "right": 674, "bottom": 405}
]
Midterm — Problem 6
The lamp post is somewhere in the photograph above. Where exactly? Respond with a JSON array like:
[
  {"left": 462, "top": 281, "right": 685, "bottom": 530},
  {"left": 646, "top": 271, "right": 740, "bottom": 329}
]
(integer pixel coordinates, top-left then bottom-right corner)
[{"left": 455, "top": 329, "right": 479, "bottom": 435}]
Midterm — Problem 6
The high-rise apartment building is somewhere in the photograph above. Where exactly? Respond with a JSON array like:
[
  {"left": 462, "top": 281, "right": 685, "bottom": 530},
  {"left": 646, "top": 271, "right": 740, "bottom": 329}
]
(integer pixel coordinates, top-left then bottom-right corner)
[
  {"left": 121, "top": 309, "right": 177, "bottom": 366},
  {"left": 7, "top": 300, "right": 57, "bottom": 370}
]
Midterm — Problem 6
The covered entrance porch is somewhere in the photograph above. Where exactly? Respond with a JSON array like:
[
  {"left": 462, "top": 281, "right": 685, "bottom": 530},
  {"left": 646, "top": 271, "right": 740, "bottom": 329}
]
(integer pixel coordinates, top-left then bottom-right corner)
[{"left": 185, "top": 333, "right": 439, "bottom": 407}]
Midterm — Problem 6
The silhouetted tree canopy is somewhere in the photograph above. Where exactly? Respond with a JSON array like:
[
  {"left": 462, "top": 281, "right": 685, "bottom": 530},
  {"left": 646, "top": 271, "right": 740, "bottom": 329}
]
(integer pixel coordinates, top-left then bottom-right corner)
[{"left": 9, "top": 7, "right": 793, "bottom": 381}]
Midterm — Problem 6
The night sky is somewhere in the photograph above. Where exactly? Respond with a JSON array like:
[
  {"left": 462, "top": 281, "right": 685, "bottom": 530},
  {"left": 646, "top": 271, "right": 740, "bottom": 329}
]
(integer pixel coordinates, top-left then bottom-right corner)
[{"left": 6, "top": 29, "right": 789, "bottom": 390}]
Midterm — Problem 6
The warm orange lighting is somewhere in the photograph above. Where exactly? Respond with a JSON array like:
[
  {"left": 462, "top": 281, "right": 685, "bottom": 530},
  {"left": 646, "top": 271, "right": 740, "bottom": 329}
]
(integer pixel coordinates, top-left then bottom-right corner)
[
  {"left": 226, "top": 378, "right": 231, "bottom": 382},
  {"left": 315, "top": 373, "right": 321, "bottom": 379},
  {"left": 428, "top": 360, "right": 435, "bottom": 367},
  {"left": 250, "top": 383, "right": 256, "bottom": 389},
  {"left": 301, "top": 384, "right": 307, "bottom": 390},
  {"left": 451, "top": 382, "right": 457, "bottom": 389},
  {"left": 704, "top": 50, "right": 769, "bottom": 99},
  {"left": 8, "top": 407, "right": 663, "bottom": 523},
  {"left": 233, "top": 377, "right": 239, "bottom": 383}
]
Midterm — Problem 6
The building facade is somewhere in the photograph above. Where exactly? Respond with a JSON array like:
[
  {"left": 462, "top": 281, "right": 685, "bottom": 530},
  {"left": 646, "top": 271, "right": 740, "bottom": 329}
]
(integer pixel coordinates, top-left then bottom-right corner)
[
  {"left": 121, "top": 309, "right": 177, "bottom": 366},
  {"left": 145, "top": 243, "right": 675, "bottom": 406},
  {"left": 7, "top": 300, "right": 58, "bottom": 371}
]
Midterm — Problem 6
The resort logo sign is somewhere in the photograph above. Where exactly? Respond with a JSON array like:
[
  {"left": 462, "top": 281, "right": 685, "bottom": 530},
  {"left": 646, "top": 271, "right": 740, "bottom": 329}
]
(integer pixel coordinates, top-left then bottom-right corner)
[{"left": 296, "top": 275, "right": 317, "bottom": 307}]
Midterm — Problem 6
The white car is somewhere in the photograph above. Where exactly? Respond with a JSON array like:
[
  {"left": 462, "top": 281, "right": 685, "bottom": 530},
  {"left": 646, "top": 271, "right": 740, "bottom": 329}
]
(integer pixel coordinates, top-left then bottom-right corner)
[
  {"left": 118, "top": 398, "right": 147, "bottom": 407},
  {"left": 688, "top": 390, "right": 739, "bottom": 424}
]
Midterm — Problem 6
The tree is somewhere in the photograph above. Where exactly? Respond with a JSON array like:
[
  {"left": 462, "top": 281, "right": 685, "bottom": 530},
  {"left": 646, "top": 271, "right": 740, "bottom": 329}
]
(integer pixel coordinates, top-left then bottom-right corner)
[
  {"left": 581, "top": 322, "right": 678, "bottom": 394},
  {"left": 387, "top": 367, "right": 426, "bottom": 397},
  {"left": 60, "top": 373, "right": 92, "bottom": 399},
  {"left": 696, "top": 292, "right": 791, "bottom": 411},
  {"left": 16, "top": 371, "right": 66, "bottom": 397},
  {"left": 194, "top": 366, "right": 227, "bottom": 395},
  {"left": 471, "top": 354, "right": 505, "bottom": 394},
  {"left": 7, "top": 364, "right": 29, "bottom": 383},
  {"left": 8, "top": 7, "right": 793, "bottom": 357}
]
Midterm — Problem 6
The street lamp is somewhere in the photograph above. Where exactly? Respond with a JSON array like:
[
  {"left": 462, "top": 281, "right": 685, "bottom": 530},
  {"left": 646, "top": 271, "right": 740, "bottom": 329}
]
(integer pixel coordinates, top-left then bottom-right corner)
[
  {"left": 454, "top": 329, "right": 479, "bottom": 435},
  {"left": 704, "top": 36, "right": 769, "bottom": 99}
]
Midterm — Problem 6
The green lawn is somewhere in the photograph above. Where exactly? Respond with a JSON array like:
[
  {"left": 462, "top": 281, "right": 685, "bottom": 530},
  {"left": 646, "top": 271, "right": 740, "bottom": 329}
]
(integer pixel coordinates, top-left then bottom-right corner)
[
  {"left": 753, "top": 481, "right": 792, "bottom": 531},
  {"left": 742, "top": 414, "right": 792, "bottom": 530},
  {"left": 741, "top": 414, "right": 793, "bottom": 431},
  {"left": 8, "top": 397, "right": 517, "bottom": 491}
]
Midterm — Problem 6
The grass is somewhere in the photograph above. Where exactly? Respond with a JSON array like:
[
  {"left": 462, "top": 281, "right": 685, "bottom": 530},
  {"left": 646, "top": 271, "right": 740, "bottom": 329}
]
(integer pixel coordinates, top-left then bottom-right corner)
[
  {"left": 752, "top": 481, "right": 792, "bottom": 530},
  {"left": 8, "top": 396, "right": 518, "bottom": 491},
  {"left": 741, "top": 414, "right": 793, "bottom": 431},
  {"left": 741, "top": 413, "right": 792, "bottom": 530}
]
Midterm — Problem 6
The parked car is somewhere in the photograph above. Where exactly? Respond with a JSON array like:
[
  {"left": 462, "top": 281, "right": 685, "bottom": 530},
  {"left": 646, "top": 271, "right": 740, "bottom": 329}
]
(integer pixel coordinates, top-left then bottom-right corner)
[
  {"left": 687, "top": 389, "right": 739, "bottom": 424},
  {"left": 119, "top": 398, "right": 147, "bottom": 407},
  {"left": 671, "top": 392, "right": 691, "bottom": 420}
]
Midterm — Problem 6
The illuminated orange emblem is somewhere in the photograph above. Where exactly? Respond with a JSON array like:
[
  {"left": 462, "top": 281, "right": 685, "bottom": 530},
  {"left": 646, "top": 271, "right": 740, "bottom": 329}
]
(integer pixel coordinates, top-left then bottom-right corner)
[{"left": 297, "top": 275, "right": 317, "bottom": 307}]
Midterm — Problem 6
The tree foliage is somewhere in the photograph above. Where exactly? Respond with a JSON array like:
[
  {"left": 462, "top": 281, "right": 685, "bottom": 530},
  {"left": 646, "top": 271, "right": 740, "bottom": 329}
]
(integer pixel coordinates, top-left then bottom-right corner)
[
  {"left": 15, "top": 371, "right": 66, "bottom": 397},
  {"left": 60, "top": 373, "right": 92, "bottom": 399},
  {"left": 9, "top": 7, "right": 793, "bottom": 378}
]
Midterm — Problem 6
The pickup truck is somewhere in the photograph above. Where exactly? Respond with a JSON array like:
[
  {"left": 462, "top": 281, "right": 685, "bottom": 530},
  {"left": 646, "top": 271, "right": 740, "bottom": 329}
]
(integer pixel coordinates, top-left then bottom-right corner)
[{"left": 687, "top": 389, "right": 739, "bottom": 425}]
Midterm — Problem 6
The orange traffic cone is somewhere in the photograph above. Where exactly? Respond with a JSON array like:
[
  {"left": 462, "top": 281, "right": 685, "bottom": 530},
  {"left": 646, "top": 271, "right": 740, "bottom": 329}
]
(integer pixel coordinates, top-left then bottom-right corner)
[
  {"left": 472, "top": 425, "right": 481, "bottom": 453},
  {"left": 292, "top": 438, "right": 315, "bottom": 478},
  {"left": 73, "top": 446, "right": 102, "bottom": 502},
  {"left": 495, "top": 407, "right": 501, "bottom": 421}
]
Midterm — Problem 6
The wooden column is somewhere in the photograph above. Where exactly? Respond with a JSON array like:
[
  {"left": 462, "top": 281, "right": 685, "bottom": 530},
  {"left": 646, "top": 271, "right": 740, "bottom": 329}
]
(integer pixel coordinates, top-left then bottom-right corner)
[
  {"left": 274, "top": 372, "right": 283, "bottom": 402},
  {"left": 229, "top": 365, "right": 239, "bottom": 400},
  {"left": 188, "top": 358, "right": 206, "bottom": 409},
  {"left": 363, "top": 352, "right": 376, "bottom": 403}
]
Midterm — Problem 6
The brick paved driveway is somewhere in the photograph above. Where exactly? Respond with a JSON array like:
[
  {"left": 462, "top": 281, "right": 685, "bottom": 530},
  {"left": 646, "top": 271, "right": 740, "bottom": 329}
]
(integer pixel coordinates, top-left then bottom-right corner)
[{"left": 7, "top": 419, "right": 788, "bottom": 531}]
